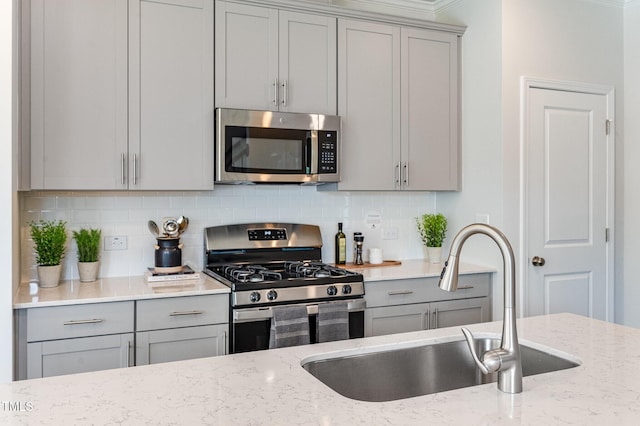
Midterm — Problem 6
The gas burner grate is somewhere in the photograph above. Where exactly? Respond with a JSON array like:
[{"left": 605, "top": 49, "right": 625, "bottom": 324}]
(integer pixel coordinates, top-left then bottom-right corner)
[
  {"left": 221, "top": 265, "right": 283, "bottom": 283},
  {"left": 283, "top": 261, "right": 335, "bottom": 278}
]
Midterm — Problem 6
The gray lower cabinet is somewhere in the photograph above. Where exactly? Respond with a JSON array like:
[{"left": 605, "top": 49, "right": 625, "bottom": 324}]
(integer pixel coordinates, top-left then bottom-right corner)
[
  {"left": 364, "top": 274, "right": 491, "bottom": 337},
  {"left": 135, "top": 294, "right": 229, "bottom": 365},
  {"left": 23, "top": 301, "right": 135, "bottom": 379},
  {"left": 17, "top": 294, "right": 230, "bottom": 379},
  {"left": 27, "top": 334, "right": 134, "bottom": 379}
]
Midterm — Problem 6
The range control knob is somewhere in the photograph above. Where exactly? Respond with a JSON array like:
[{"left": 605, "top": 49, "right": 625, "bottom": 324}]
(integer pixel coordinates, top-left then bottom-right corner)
[
  {"left": 342, "top": 284, "right": 352, "bottom": 295},
  {"left": 249, "top": 292, "right": 261, "bottom": 303},
  {"left": 327, "top": 285, "right": 338, "bottom": 296},
  {"left": 266, "top": 290, "right": 278, "bottom": 301}
]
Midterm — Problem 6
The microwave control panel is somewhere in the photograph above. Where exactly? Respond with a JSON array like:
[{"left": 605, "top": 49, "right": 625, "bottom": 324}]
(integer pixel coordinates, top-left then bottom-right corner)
[{"left": 318, "top": 131, "right": 338, "bottom": 174}]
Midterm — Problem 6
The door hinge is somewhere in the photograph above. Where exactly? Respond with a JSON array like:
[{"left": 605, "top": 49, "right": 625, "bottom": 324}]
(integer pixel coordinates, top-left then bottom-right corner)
[
  {"left": 606, "top": 119, "right": 612, "bottom": 136},
  {"left": 605, "top": 227, "right": 610, "bottom": 243}
]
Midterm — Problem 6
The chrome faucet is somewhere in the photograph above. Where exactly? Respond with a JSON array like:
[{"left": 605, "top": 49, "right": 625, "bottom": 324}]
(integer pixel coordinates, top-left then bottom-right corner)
[{"left": 439, "top": 223, "right": 523, "bottom": 394}]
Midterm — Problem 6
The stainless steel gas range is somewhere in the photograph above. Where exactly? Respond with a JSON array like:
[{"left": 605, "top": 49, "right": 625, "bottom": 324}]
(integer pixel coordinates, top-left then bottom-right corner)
[{"left": 203, "top": 223, "right": 365, "bottom": 353}]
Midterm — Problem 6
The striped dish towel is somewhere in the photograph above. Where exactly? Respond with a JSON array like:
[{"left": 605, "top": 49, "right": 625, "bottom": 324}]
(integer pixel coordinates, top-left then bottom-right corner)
[
  {"left": 316, "top": 302, "right": 349, "bottom": 343},
  {"left": 269, "top": 306, "right": 311, "bottom": 349}
]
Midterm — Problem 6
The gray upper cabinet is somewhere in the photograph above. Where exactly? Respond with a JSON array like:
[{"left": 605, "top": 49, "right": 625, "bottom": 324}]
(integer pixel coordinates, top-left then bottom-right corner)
[
  {"left": 337, "top": 19, "right": 400, "bottom": 191},
  {"left": 30, "top": 0, "right": 128, "bottom": 190},
  {"left": 401, "top": 28, "right": 460, "bottom": 191},
  {"left": 128, "top": 0, "right": 214, "bottom": 190},
  {"left": 215, "top": 1, "right": 337, "bottom": 115},
  {"left": 334, "top": 19, "right": 460, "bottom": 191},
  {"left": 29, "top": 0, "right": 213, "bottom": 190}
]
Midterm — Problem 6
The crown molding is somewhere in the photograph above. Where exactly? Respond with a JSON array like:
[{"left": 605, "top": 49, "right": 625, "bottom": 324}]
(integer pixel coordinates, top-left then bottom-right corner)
[
  {"left": 431, "top": 0, "right": 637, "bottom": 12},
  {"left": 343, "top": 0, "right": 639, "bottom": 13}
]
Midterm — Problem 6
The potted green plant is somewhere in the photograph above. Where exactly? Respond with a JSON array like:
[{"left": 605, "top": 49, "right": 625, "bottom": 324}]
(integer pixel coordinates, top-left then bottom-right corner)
[
  {"left": 72, "top": 228, "right": 102, "bottom": 282},
  {"left": 30, "top": 220, "right": 68, "bottom": 287},
  {"left": 416, "top": 213, "right": 448, "bottom": 263}
]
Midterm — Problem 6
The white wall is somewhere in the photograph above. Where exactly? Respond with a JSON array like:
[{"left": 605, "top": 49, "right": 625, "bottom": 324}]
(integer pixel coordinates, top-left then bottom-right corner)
[
  {"left": 21, "top": 188, "right": 436, "bottom": 281},
  {"left": 436, "top": 0, "right": 505, "bottom": 320},
  {"left": 623, "top": 2, "right": 640, "bottom": 326},
  {"left": 437, "top": 0, "right": 625, "bottom": 321},
  {"left": 501, "top": 0, "right": 624, "bottom": 319},
  {"left": 1, "top": 0, "right": 15, "bottom": 383}
]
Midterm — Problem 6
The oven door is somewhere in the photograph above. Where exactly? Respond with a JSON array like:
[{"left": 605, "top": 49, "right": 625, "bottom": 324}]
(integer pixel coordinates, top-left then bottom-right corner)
[{"left": 231, "top": 299, "right": 365, "bottom": 354}]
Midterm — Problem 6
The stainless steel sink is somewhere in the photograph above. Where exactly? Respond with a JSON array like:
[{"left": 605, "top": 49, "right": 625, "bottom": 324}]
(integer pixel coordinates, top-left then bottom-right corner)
[{"left": 302, "top": 337, "right": 580, "bottom": 402}]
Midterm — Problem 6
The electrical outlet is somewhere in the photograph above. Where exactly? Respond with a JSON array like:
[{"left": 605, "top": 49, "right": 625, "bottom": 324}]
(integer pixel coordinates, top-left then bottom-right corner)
[
  {"left": 104, "top": 236, "right": 127, "bottom": 251},
  {"left": 382, "top": 227, "right": 399, "bottom": 240}
]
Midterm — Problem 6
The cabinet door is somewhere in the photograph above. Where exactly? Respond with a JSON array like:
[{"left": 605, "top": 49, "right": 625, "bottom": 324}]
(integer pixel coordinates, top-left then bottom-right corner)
[
  {"left": 401, "top": 28, "right": 460, "bottom": 190},
  {"left": 364, "top": 304, "right": 428, "bottom": 337},
  {"left": 278, "top": 11, "right": 337, "bottom": 114},
  {"left": 337, "top": 19, "right": 401, "bottom": 190},
  {"left": 129, "top": 0, "right": 214, "bottom": 190},
  {"left": 136, "top": 324, "right": 227, "bottom": 365},
  {"left": 429, "top": 298, "right": 490, "bottom": 329},
  {"left": 215, "top": 1, "right": 278, "bottom": 110},
  {"left": 26, "top": 333, "right": 133, "bottom": 379},
  {"left": 30, "top": 0, "right": 128, "bottom": 190}
]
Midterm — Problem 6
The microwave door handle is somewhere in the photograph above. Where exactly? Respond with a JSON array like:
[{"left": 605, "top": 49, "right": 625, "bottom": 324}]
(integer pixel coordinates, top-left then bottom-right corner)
[{"left": 308, "top": 132, "right": 318, "bottom": 175}]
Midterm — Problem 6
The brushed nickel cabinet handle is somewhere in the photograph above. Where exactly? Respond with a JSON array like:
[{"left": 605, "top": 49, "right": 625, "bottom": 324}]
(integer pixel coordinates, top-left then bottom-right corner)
[
  {"left": 281, "top": 80, "right": 288, "bottom": 106},
  {"left": 127, "top": 339, "right": 131, "bottom": 367},
  {"left": 273, "top": 78, "right": 279, "bottom": 106},
  {"left": 457, "top": 285, "right": 475, "bottom": 290},
  {"left": 120, "top": 153, "right": 126, "bottom": 185},
  {"left": 63, "top": 319, "right": 104, "bottom": 325},
  {"left": 133, "top": 154, "right": 138, "bottom": 185},
  {"left": 403, "top": 162, "right": 408, "bottom": 186},
  {"left": 387, "top": 290, "right": 414, "bottom": 296},
  {"left": 169, "top": 310, "right": 204, "bottom": 317}
]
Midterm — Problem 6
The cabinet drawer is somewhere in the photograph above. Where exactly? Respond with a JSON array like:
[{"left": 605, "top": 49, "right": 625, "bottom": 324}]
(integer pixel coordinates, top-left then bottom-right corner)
[
  {"left": 365, "top": 273, "right": 491, "bottom": 308},
  {"left": 365, "top": 278, "right": 430, "bottom": 308},
  {"left": 27, "top": 301, "right": 134, "bottom": 342},
  {"left": 136, "top": 295, "right": 229, "bottom": 331}
]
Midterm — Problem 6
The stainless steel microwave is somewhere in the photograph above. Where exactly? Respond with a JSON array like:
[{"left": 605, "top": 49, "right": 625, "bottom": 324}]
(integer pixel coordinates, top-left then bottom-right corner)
[{"left": 215, "top": 108, "right": 340, "bottom": 184}]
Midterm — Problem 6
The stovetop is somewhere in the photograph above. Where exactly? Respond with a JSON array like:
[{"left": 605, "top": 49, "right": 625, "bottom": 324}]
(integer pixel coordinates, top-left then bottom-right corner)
[
  {"left": 206, "top": 261, "right": 361, "bottom": 288},
  {"left": 203, "top": 223, "right": 365, "bottom": 307}
]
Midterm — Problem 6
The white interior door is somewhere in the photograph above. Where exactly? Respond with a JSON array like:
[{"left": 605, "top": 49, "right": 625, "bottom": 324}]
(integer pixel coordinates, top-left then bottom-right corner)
[{"left": 525, "top": 83, "right": 613, "bottom": 321}]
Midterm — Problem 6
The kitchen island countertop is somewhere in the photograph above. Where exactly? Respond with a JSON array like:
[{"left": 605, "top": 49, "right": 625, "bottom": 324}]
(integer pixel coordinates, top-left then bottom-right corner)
[{"left": 2, "top": 313, "right": 639, "bottom": 425}]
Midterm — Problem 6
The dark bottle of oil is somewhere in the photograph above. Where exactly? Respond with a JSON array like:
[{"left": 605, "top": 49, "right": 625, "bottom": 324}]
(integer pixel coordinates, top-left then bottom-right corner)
[{"left": 335, "top": 222, "right": 347, "bottom": 264}]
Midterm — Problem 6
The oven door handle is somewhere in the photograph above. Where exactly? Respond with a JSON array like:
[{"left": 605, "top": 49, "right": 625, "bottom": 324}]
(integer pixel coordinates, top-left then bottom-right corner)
[{"left": 233, "top": 299, "right": 366, "bottom": 322}]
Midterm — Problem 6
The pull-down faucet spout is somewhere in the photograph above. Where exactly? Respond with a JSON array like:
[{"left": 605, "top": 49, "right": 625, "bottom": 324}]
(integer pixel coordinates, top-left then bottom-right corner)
[{"left": 439, "top": 223, "right": 523, "bottom": 394}]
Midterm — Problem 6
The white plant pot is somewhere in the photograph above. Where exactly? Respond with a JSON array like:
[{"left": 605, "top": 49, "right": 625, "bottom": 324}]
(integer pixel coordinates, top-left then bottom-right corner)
[
  {"left": 37, "top": 264, "right": 62, "bottom": 288},
  {"left": 426, "top": 246, "right": 442, "bottom": 264},
  {"left": 78, "top": 261, "right": 100, "bottom": 282}
]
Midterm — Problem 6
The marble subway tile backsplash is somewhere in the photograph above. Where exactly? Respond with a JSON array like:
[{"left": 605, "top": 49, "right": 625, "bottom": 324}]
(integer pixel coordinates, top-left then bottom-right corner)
[{"left": 21, "top": 186, "right": 436, "bottom": 282}]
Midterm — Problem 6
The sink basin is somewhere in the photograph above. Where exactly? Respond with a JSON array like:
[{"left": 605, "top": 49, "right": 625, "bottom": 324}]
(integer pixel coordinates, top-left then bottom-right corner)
[{"left": 302, "top": 337, "right": 580, "bottom": 402}]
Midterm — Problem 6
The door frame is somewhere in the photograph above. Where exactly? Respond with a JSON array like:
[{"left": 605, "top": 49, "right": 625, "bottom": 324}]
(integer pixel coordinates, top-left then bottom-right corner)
[{"left": 519, "top": 76, "right": 615, "bottom": 321}]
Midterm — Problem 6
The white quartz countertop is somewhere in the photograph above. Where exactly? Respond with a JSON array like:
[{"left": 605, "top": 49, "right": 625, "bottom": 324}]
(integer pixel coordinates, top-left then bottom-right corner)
[
  {"left": 2, "top": 313, "right": 639, "bottom": 425},
  {"left": 348, "top": 259, "right": 495, "bottom": 281},
  {"left": 13, "top": 261, "right": 493, "bottom": 309},
  {"left": 13, "top": 275, "right": 230, "bottom": 309}
]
